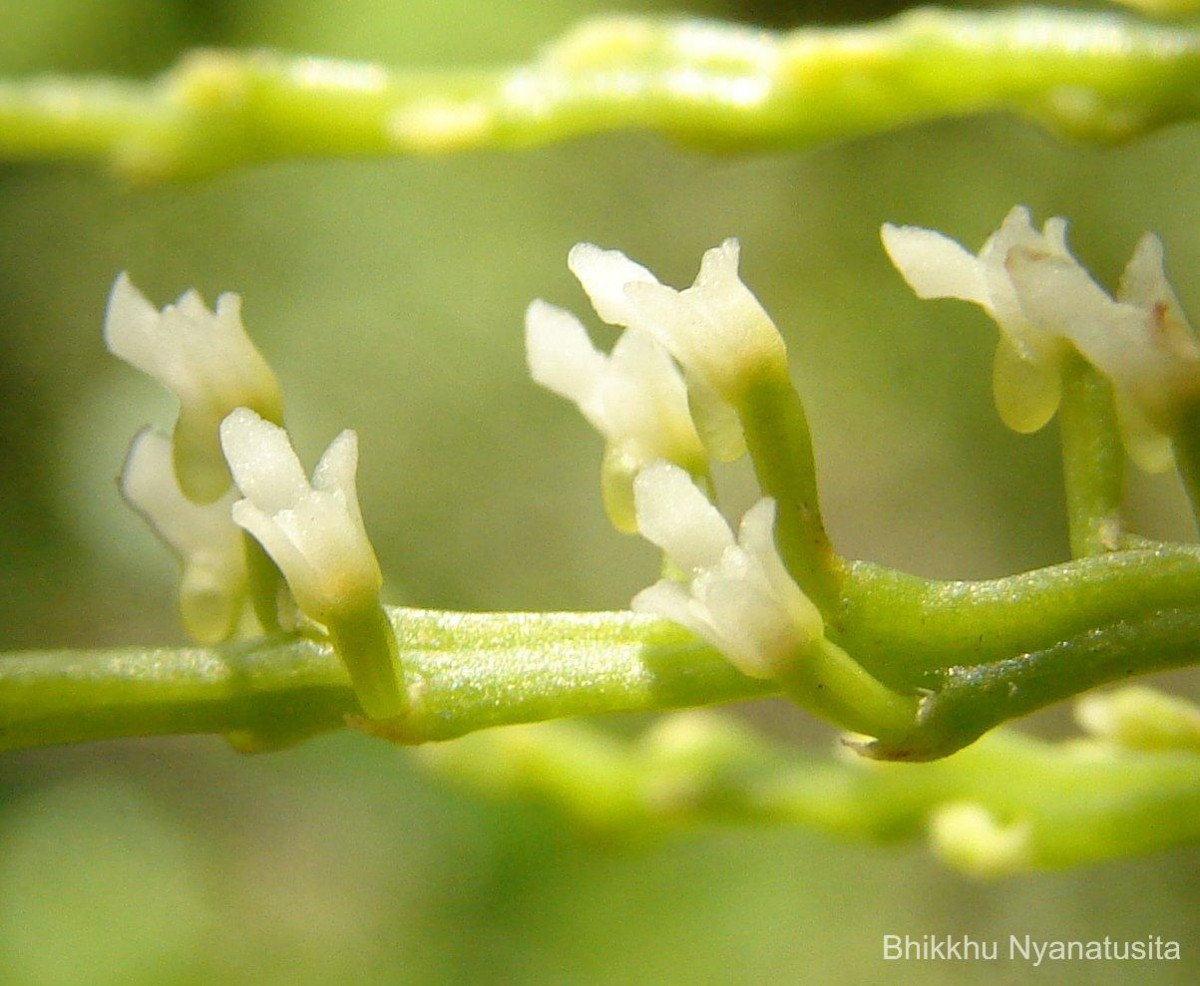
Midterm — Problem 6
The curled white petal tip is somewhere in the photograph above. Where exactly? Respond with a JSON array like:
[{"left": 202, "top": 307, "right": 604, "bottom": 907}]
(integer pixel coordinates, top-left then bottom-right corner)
[
  {"left": 120, "top": 428, "right": 246, "bottom": 644},
  {"left": 220, "top": 407, "right": 381, "bottom": 624},
  {"left": 632, "top": 461, "right": 823, "bottom": 679},
  {"left": 105, "top": 274, "right": 284, "bottom": 503}
]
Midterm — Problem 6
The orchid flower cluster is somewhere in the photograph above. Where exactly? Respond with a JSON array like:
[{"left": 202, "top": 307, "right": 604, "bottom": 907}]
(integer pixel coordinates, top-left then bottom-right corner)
[
  {"left": 526, "top": 206, "right": 1200, "bottom": 743},
  {"left": 526, "top": 240, "right": 817, "bottom": 681},
  {"left": 526, "top": 237, "right": 917, "bottom": 740},
  {"left": 106, "top": 275, "right": 403, "bottom": 719},
  {"left": 109, "top": 203, "right": 1200, "bottom": 749}
]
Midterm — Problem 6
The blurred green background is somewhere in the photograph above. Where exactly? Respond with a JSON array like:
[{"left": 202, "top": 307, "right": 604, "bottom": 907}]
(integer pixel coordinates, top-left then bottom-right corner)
[{"left": 1, "top": 1, "right": 1198, "bottom": 983}]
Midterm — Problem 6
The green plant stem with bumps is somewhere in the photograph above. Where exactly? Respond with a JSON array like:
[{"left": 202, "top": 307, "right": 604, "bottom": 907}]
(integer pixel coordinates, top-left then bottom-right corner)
[
  {"left": 2, "top": 8, "right": 1200, "bottom": 181},
  {"left": 5, "top": 541, "right": 1200, "bottom": 758}
]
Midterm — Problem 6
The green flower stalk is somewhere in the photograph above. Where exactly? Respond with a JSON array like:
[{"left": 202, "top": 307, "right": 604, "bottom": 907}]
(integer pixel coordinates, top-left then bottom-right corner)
[
  {"left": 559, "top": 237, "right": 838, "bottom": 609},
  {"left": 7, "top": 137, "right": 1200, "bottom": 871}
]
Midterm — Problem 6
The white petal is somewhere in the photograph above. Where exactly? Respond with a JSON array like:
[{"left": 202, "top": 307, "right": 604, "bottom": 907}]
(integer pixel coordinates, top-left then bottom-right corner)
[
  {"left": 230, "top": 499, "right": 310, "bottom": 587},
  {"left": 633, "top": 462, "right": 733, "bottom": 573},
  {"left": 173, "top": 289, "right": 210, "bottom": 321},
  {"left": 688, "top": 238, "right": 787, "bottom": 385},
  {"left": 737, "top": 500, "right": 815, "bottom": 619},
  {"left": 220, "top": 408, "right": 310, "bottom": 512},
  {"left": 1041, "top": 216, "right": 1070, "bottom": 255},
  {"left": 881, "top": 224, "right": 989, "bottom": 305},
  {"left": 1118, "top": 232, "right": 1168, "bottom": 310},
  {"left": 120, "top": 428, "right": 246, "bottom": 643},
  {"left": 120, "top": 429, "right": 239, "bottom": 560},
  {"left": 621, "top": 279, "right": 692, "bottom": 356},
  {"left": 279, "top": 495, "right": 379, "bottom": 598},
  {"left": 1005, "top": 247, "right": 1140, "bottom": 383},
  {"left": 120, "top": 429, "right": 186, "bottom": 547},
  {"left": 524, "top": 300, "right": 607, "bottom": 430},
  {"left": 1119, "top": 233, "right": 1199, "bottom": 363},
  {"left": 631, "top": 579, "right": 718, "bottom": 645},
  {"left": 602, "top": 328, "right": 698, "bottom": 456},
  {"left": 694, "top": 238, "right": 742, "bottom": 292},
  {"left": 567, "top": 243, "right": 659, "bottom": 326},
  {"left": 698, "top": 576, "right": 789, "bottom": 678}
]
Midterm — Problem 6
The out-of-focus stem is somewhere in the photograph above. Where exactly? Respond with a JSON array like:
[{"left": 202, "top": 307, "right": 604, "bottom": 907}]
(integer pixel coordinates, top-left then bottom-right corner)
[{"left": 2, "top": 8, "right": 1200, "bottom": 181}]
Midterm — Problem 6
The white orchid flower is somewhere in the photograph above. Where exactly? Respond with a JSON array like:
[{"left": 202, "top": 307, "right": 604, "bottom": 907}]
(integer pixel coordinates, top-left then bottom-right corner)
[
  {"left": 105, "top": 274, "right": 284, "bottom": 502},
  {"left": 881, "top": 206, "right": 1074, "bottom": 435},
  {"left": 566, "top": 239, "right": 789, "bottom": 462},
  {"left": 629, "top": 461, "right": 824, "bottom": 679},
  {"left": 882, "top": 207, "right": 1200, "bottom": 470},
  {"left": 525, "top": 298, "right": 707, "bottom": 531},
  {"left": 120, "top": 428, "right": 246, "bottom": 644},
  {"left": 219, "top": 408, "right": 401, "bottom": 718},
  {"left": 1007, "top": 230, "right": 1200, "bottom": 471}
]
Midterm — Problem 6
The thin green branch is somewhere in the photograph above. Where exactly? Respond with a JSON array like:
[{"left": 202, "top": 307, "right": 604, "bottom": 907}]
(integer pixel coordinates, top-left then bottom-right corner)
[
  {"left": 7, "top": 547, "right": 1200, "bottom": 756},
  {"left": 420, "top": 711, "right": 1200, "bottom": 874},
  {"left": 0, "top": 611, "right": 767, "bottom": 754},
  {"left": 2, "top": 8, "right": 1200, "bottom": 180}
]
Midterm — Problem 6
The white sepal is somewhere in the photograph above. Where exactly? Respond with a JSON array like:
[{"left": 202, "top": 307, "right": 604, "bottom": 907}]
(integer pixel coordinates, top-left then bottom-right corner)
[{"left": 120, "top": 428, "right": 246, "bottom": 644}]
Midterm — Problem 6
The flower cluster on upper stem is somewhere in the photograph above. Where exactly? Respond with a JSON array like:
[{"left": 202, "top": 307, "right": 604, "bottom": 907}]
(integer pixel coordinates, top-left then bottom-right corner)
[{"left": 882, "top": 206, "right": 1200, "bottom": 471}]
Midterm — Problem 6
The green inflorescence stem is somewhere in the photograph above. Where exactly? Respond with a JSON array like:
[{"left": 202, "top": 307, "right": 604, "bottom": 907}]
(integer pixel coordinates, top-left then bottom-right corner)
[
  {"left": 6, "top": 546, "right": 1200, "bottom": 757},
  {"left": 2, "top": 8, "right": 1200, "bottom": 180}
]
